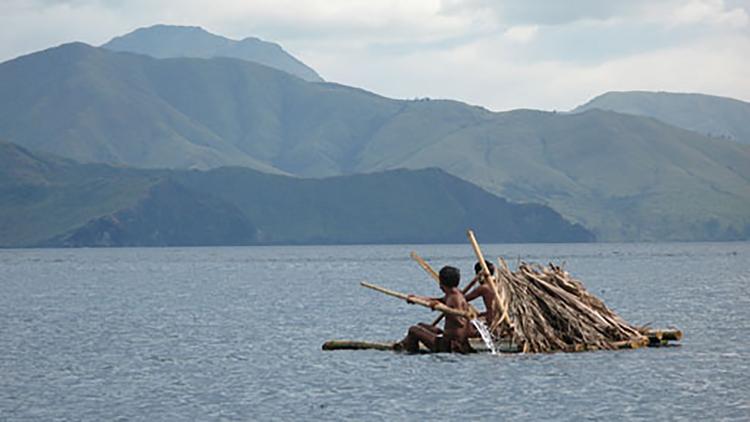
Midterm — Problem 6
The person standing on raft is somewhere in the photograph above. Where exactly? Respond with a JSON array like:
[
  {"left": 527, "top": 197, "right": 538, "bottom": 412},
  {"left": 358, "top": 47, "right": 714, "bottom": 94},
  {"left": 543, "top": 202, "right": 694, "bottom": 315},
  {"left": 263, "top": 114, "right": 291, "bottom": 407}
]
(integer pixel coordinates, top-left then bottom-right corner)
[{"left": 395, "top": 266, "right": 474, "bottom": 353}]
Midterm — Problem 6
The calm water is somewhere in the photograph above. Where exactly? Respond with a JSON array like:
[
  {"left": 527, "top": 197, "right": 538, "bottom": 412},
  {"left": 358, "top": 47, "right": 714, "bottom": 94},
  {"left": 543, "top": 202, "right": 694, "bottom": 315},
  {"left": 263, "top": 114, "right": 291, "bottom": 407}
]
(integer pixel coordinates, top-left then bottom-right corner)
[{"left": 1, "top": 243, "right": 749, "bottom": 421}]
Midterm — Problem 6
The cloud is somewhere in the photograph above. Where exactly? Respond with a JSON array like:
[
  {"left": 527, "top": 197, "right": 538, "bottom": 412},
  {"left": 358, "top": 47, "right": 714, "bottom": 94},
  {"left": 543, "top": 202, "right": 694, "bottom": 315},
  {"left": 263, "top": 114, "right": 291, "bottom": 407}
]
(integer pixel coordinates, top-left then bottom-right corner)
[
  {"left": 442, "top": 0, "right": 642, "bottom": 25},
  {"left": 668, "top": 0, "right": 750, "bottom": 27},
  {"left": 444, "top": 0, "right": 750, "bottom": 27},
  {"left": 438, "top": 1, "right": 749, "bottom": 65},
  {"left": 0, "top": 0, "right": 128, "bottom": 60},
  {"left": 0, "top": 0, "right": 748, "bottom": 111},
  {"left": 504, "top": 25, "right": 539, "bottom": 43}
]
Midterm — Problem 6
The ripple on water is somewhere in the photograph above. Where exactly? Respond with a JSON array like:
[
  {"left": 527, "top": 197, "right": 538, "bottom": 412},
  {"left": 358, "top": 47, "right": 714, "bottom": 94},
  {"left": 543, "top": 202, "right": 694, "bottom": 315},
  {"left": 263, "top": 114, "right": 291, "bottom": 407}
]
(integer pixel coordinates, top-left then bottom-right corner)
[{"left": 0, "top": 243, "right": 749, "bottom": 420}]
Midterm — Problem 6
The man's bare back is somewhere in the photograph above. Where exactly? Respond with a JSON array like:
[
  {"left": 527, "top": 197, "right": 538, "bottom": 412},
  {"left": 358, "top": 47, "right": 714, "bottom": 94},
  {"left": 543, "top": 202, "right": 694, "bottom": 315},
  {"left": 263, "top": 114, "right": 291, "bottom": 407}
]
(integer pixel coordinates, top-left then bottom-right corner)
[{"left": 442, "top": 287, "right": 471, "bottom": 341}]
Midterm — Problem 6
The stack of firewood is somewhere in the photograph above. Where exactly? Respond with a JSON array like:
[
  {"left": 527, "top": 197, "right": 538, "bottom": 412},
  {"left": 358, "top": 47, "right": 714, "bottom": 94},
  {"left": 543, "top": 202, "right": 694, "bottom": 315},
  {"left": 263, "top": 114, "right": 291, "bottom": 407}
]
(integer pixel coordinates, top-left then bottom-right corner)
[{"left": 488, "top": 261, "right": 649, "bottom": 353}]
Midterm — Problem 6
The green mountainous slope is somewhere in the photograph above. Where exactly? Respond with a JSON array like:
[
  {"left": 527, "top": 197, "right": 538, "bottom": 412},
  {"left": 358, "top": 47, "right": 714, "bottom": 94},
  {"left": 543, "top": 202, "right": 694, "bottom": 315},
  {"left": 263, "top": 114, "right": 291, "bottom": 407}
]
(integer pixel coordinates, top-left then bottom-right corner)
[
  {"left": 573, "top": 91, "right": 750, "bottom": 144},
  {"left": 0, "top": 142, "right": 592, "bottom": 247},
  {"left": 1, "top": 44, "right": 748, "bottom": 241},
  {"left": 0, "top": 43, "right": 397, "bottom": 173},
  {"left": 103, "top": 24, "right": 323, "bottom": 82},
  {"left": 375, "top": 108, "right": 750, "bottom": 241}
]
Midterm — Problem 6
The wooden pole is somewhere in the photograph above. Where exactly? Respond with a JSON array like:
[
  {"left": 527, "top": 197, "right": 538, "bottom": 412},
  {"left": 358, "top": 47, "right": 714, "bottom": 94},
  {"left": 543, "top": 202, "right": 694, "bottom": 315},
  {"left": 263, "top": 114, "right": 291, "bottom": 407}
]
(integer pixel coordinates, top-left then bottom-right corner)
[
  {"left": 467, "top": 230, "right": 508, "bottom": 329},
  {"left": 468, "top": 230, "right": 492, "bottom": 279},
  {"left": 612, "top": 336, "right": 650, "bottom": 350},
  {"left": 644, "top": 329, "right": 682, "bottom": 342},
  {"left": 322, "top": 340, "right": 395, "bottom": 351},
  {"left": 410, "top": 251, "right": 440, "bottom": 283},
  {"left": 360, "top": 281, "right": 473, "bottom": 318}
]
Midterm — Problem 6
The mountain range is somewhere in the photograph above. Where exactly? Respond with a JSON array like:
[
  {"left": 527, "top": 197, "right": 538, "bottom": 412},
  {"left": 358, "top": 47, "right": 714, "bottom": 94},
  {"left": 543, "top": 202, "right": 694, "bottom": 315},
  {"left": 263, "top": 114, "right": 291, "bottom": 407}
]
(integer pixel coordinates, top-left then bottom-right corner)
[
  {"left": 103, "top": 24, "right": 323, "bottom": 82},
  {"left": 0, "top": 25, "right": 748, "bottom": 243},
  {"left": 0, "top": 141, "right": 592, "bottom": 247},
  {"left": 574, "top": 91, "right": 750, "bottom": 144}
]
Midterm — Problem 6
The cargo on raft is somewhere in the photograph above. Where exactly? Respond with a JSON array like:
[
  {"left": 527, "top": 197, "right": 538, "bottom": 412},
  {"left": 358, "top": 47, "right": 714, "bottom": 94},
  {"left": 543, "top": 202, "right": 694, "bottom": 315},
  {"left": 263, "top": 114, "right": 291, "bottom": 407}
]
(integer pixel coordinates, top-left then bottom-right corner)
[{"left": 322, "top": 230, "right": 683, "bottom": 354}]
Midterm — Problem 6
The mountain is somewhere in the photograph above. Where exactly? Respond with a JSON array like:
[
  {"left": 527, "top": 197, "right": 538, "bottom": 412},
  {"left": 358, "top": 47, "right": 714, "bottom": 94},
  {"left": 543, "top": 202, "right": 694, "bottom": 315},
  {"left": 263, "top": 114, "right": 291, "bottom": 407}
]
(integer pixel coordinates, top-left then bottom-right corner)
[
  {"left": 0, "top": 141, "right": 592, "bottom": 247},
  {"left": 0, "top": 43, "right": 293, "bottom": 172},
  {"left": 573, "top": 91, "right": 750, "bottom": 144},
  {"left": 102, "top": 24, "right": 323, "bottom": 82},
  {"left": 421, "top": 109, "right": 750, "bottom": 241},
  {"left": 1, "top": 43, "right": 748, "bottom": 241}
]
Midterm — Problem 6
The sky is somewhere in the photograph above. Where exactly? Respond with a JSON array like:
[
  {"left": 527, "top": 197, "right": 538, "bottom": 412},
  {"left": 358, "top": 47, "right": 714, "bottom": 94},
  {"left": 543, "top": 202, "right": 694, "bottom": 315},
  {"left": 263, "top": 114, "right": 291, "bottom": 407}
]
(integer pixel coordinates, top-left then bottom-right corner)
[{"left": 1, "top": 0, "right": 749, "bottom": 111}]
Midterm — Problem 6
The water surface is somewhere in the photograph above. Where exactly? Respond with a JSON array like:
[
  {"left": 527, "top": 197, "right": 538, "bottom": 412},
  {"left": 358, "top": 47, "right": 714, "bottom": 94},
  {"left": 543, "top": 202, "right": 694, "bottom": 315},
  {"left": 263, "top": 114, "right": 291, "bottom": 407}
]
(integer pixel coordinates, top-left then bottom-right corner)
[{"left": 1, "top": 243, "right": 748, "bottom": 420}]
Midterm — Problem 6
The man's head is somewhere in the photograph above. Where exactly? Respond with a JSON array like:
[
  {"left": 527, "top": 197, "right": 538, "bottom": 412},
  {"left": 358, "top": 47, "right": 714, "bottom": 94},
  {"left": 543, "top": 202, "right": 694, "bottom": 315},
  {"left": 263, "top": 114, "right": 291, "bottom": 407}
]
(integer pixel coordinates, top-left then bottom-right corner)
[
  {"left": 474, "top": 260, "right": 495, "bottom": 275},
  {"left": 438, "top": 265, "right": 460, "bottom": 289}
]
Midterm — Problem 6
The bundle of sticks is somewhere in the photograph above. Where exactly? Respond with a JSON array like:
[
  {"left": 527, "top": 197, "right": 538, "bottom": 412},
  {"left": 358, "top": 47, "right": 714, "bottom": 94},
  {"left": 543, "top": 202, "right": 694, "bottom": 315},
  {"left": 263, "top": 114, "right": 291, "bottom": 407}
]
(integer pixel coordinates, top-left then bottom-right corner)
[
  {"left": 490, "top": 260, "right": 649, "bottom": 352},
  {"left": 462, "top": 230, "right": 648, "bottom": 353}
]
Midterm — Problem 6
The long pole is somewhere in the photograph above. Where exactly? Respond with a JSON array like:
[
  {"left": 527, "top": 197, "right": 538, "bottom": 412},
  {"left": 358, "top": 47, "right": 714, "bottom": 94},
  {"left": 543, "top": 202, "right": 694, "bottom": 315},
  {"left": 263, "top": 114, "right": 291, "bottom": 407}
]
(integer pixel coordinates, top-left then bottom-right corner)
[
  {"left": 467, "top": 230, "right": 508, "bottom": 329},
  {"left": 410, "top": 251, "right": 439, "bottom": 283},
  {"left": 360, "top": 281, "right": 473, "bottom": 318}
]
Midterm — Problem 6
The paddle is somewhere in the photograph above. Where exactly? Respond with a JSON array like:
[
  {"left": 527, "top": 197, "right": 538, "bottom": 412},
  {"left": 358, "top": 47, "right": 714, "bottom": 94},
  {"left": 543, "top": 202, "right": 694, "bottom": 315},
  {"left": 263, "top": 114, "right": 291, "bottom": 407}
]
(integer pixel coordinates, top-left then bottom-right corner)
[
  {"left": 467, "top": 229, "right": 510, "bottom": 330},
  {"left": 360, "top": 281, "right": 474, "bottom": 318}
]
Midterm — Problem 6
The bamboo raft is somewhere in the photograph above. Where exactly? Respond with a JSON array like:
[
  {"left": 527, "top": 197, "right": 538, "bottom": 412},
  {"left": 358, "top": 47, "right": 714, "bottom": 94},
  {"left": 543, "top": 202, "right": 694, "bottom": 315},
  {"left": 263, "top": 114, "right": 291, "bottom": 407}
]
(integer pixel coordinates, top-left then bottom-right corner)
[
  {"left": 323, "top": 230, "right": 683, "bottom": 354},
  {"left": 322, "top": 328, "right": 683, "bottom": 353}
]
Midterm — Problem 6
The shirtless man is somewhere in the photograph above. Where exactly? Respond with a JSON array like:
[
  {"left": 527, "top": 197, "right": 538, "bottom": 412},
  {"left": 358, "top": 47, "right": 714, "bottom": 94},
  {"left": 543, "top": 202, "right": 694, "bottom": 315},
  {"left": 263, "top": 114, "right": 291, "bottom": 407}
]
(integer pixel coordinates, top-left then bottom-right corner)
[
  {"left": 465, "top": 260, "right": 498, "bottom": 326},
  {"left": 395, "top": 266, "right": 473, "bottom": 353}
]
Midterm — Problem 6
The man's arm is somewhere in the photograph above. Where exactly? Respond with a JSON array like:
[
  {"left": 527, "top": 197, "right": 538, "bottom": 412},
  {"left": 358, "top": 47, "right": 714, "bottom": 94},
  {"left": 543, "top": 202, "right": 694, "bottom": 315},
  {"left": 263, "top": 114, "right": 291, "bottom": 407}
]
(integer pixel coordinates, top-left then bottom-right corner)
[
  {"left": 464, "top": 284, "right": 486, "bottom": 302},
  {"left": 407, "top": 295, "right": 444, "bottom": 309}
]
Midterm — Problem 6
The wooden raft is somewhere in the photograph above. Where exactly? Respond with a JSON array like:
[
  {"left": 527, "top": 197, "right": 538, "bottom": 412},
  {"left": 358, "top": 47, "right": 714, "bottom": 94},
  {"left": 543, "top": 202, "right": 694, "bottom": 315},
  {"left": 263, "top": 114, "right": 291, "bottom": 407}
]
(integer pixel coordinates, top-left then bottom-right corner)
[
  {"left": 322, "top": 328, "right": 682, "bottom": 353},
  {"left": 324, "top": 229, "right": 683, "bottom": 354}
]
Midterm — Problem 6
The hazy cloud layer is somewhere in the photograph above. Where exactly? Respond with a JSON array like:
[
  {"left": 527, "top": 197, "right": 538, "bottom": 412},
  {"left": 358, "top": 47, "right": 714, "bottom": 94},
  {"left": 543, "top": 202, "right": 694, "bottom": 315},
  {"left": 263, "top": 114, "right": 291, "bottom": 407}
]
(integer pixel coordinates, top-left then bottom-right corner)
[{"left": 1, "top": 0, "right": 748, "bottom": 110}]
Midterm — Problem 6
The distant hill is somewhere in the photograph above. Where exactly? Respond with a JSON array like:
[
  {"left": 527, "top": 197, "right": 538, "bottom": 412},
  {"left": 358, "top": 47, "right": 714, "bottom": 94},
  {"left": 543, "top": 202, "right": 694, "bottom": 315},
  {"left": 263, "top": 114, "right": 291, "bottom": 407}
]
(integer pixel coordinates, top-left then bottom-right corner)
[
  {"left": 1, "top": 44, "right": 748, "bottom": 241},
  {"left": 0, "top": 142, "right": 592, "bottom": 247},
  {"left": 0, "top": 43, "right": 299, "bottom": 172},
  {"left": 573, "top": 91, "right": 750, "bottom": 144},
  {"left": 102, "top": 24, "right": 323, "bottom": 82}
]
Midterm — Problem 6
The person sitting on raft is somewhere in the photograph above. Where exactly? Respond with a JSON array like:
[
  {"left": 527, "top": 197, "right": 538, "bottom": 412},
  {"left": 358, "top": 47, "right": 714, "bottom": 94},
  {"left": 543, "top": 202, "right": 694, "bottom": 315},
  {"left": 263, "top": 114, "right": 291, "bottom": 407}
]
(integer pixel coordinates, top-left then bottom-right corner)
[
  {"left": 394, "top": 266, "right": 474, "bottom": 353},
  {"left": 465, "top": 260, "right": 498, "bottom": 326}
]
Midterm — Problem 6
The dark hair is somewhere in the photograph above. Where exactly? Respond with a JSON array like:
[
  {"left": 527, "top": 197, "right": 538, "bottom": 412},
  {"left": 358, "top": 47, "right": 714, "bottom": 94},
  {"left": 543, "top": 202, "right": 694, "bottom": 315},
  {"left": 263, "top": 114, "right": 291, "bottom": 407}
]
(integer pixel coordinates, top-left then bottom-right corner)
[
  {"left": 474, "top": 260, "right": 495, "bottom": 275},
  {"left": 438, "top": 266, "right": 460, "bottom": 288}
]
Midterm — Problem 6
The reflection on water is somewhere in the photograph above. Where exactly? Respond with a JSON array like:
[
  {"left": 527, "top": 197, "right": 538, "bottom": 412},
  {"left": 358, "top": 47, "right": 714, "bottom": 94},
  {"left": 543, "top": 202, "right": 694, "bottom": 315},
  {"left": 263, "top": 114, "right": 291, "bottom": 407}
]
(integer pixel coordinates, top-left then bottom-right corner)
[{"left": 0, "top": 242, "right": 749, "bottom": 420}]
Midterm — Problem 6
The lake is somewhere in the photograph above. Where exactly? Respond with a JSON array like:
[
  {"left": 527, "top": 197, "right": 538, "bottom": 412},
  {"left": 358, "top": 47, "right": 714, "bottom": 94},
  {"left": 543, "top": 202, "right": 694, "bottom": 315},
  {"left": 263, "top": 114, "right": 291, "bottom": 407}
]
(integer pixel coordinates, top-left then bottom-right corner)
[{"left": 1, "top": 242, "right": 748, "bottom": 420}]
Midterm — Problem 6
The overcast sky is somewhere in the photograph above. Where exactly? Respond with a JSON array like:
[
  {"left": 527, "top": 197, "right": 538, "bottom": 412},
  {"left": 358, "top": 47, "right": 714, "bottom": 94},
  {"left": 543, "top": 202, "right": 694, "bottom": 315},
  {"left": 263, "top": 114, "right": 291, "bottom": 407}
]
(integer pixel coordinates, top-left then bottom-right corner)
[{"left": 2, "top": 0, "right": 749, "bottom": 111}]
